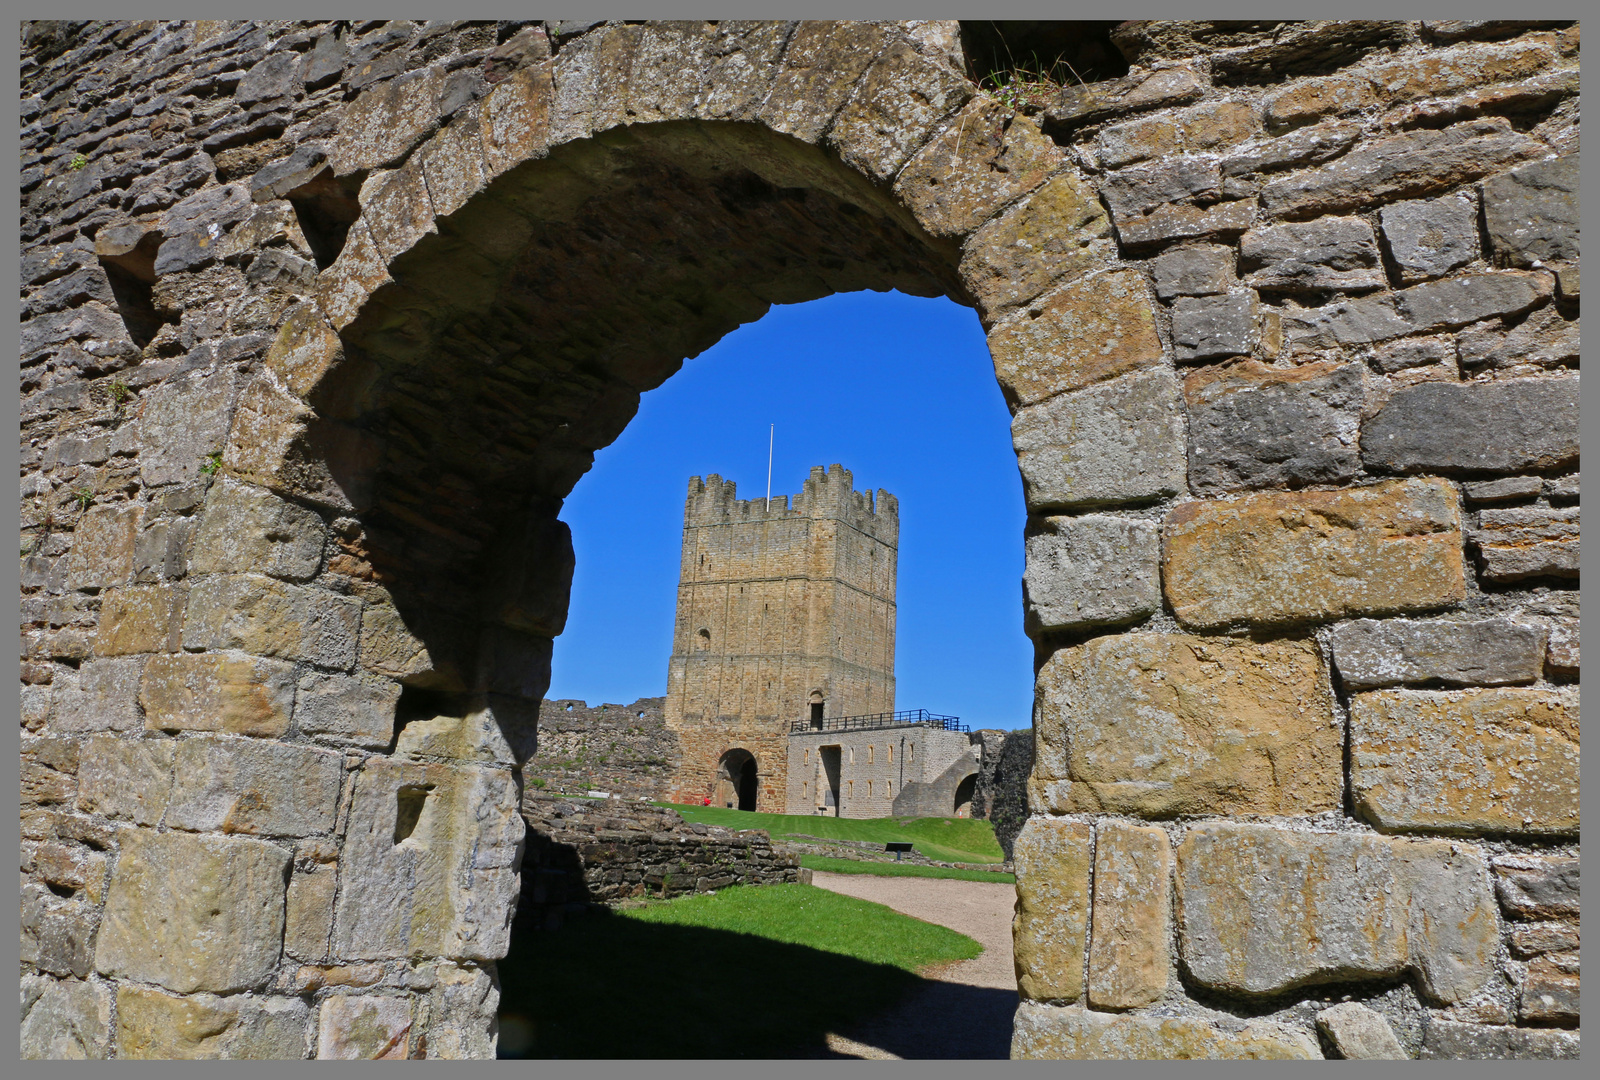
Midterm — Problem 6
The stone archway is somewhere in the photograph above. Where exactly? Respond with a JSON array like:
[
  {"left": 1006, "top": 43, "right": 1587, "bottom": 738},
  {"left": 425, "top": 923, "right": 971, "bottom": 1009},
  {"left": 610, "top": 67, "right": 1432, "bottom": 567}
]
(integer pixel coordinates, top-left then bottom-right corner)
[{"left": 714, "top": 749, "right": 760, "bottom": 812}]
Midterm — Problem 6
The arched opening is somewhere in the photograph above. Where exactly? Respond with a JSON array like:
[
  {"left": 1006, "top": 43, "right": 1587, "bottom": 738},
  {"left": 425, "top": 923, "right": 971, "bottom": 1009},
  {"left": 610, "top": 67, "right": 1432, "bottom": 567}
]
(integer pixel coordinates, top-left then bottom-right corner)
[
  {"left": 808, "top": 690, "right": 825, "bottom": 730},
  {"left": 715, "top": 748, "right": 759, "bottom": 811},
  {"left": 952, "top": 774, "right": 977, "bottom": 818}
]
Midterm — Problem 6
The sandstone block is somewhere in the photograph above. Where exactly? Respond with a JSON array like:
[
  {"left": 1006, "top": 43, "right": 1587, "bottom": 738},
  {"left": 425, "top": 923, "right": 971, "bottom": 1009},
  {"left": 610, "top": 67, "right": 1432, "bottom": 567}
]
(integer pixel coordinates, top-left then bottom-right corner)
[
  {"left": 315, "top": 221, "right": 392, "bottom": 333},
  {"left": 1260, "top": 117, "right": 1545, "bottom": 216},
  {"left": 1462, "top": 476, "right": 1545, "bottom": 503},
  {"left": 1087, "top": 822, "right": 1170, "bottom": 1010},
  {"left": 360, "top": 602, "right": 443, "bottom": 683},
  {"left": 830, "top": 39, "right": 973, "bottom": 181},
  {"left": 1240, "top": 216, "right": 1385, "bottom": 292},
  {"left": 1520, "top": 952, "right": 1579, "bottom": 1024},
  {"left": 137, "top": 366, "right": 240, "bottom": 487},
  {"left": 1012, "top": 1001, "right": 1319, "bottom": 1060},
  {"left": 1492, "top": 855, "right": 1579, "bottom": 920},
  {"left": 75, "top": 735, "right": 174, "bottom": 825},
  {"left": 479, "top": 62, "right": 553, "bottom": 180},
  {"left": 1101, "top": 157, "right": 1219, "bottom": 218},
  {"left": 1163, "top": 478, "right": 1465, "bottom": 629},
  {"left": 330, "top": 65, "right": 446, "bottom": 175},
  {"left": 1546, "top": 617, "right": 1579, "bottom": 677},
  {"left": 182, "top": 574, "right": 360, "bottom": 668},
  {"left": 284, "top": 859, "right": 338, "bottom": 963},
  {"left": 96, "top": 583, "right": 188, "bottom": 656},
  {"left": 65, "top": 503, "right": 141, "bottom": 591},
  {"left": 117, "top": 986, "right": 310, "bottom": 1059},
  {"left": 140, "top": 651, "right": 297, "bottom": 736},
  {"left": 1481, "top": 153, "right": 1578, "bottom": 267},
  {"left": 1510, "top": 922, "right": 1579, "bottom": 957},
  {"left": 1170, "top": 289, "right": 1258, "bottom": 361},
  {"left": 1330, "top": 617, "right": 1545, "bottom": 690},
  {"left": 332, "top": 757, "right": 522, "bottom": 963},
  {"left": 1114, "top": 198, "right": 1256, "bottom": 250},
  {"left": 1315, "top": 1002, "right": 1408, "bottom": 1060},
  {"left": 189, "top": 477, "right": 326, "bottom": 581},
  {"left": 1380, "top": 192, "right": 1480, "bottom": 282},
  {"left": 1420, "top": 1020, "right": 1579, "bottom": 1059},
  {"left": 1351, "top": 687, "right": 1579, "bottom": 835},
  {"left": 51, "top": 657, "right": 145, "bottom": 732},
  {"left": 20, "top": 975, "right": 112, "bottom": 1059},
  {"left": 395, "top": 709, "right": 517, "bottom": 766},
  {"left": 755, "top": 21, "right": 887, "bottom": 145},
  {"left": 1220, "top": 119, "right": 1363, "bottom": 178},
  {"left": 1149, "top": 243, "right": 1234, "bottom": 300},
  {"left": 22, "top": 882, "right": 99, "bottom": 977},
  {"left": 1472, "top": 506, "right": 1579, "bottom": 582},
  {"left": 1177, "top": 823, "right": 1498, "bottom": 1003},
  {"left": 419, "top": 960, "right": 500, "bottom": 1059},
  {"left": 96, "top": 828, "right": 290, "bottom": 994},
  {"left": 987, "top": 269, "right": 1163, "bottom": 407},
  {"left": 1042, "top": 65, "right": 1204, "bottom": 134},
  {"left": 1184, "top": 359, "right": 1362, "bottom": 494},
  {"left": 1264, "top": 73, "right": 1378, "bottom": 129},
  {"left": 1011, "top": 367, "right": 1187, "bottom": 512},
  {"left": 1023, "top": 516, "right": 1160, "bottom": 634},
  {"left": 317, "top": 995, "right": 413, "bottom": 1059},
  {"left": 1011, "top": 818, "right": 1091, "bottom": 1003},
  {"left": 894, "top": 98, "right": 1059, "bottom": 239},
  {"left": 1033, "top": 633, "right": 1338, "bottom": 817},
  {"left": 1281, "top": 293, "right": 1411, "bottom": 349},
  {"left": 295, "top": 671, "right": 402, "bottom": 749},
  {"left": 1362, "top": 376, "right": 1578, "bottom": 475},
  {"left": 165, "top": 736, "right": 344, "bottom": 837}
]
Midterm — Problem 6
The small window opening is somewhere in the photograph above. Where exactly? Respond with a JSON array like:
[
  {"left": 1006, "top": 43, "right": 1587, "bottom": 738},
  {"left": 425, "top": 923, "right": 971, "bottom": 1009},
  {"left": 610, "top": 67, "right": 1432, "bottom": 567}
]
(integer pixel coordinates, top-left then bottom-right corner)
[
  {"left": 868, "top": 746, "right": 874, "bottom": 764},
  {"left": 696, "top": 628, "right": 711, "bottom": 651},
  {"left": 46, "top": 881, "right": 77, "bottom": 899},
  {"left": 394, "top": 784, "right": 435, "bottom": 843},
  {"left": 96, "top": 232, "right": 171, "bottom": 349},
  {"left": 282, "top": 167, "right": 362, "bottom": 270}
]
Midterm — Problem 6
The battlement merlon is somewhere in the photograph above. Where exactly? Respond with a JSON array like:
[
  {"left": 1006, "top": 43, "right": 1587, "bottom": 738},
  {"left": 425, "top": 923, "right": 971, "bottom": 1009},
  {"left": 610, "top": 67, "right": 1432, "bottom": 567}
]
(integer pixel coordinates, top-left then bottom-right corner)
[{"left": 683, "top": 464, "right": 898, "bottom": 541}]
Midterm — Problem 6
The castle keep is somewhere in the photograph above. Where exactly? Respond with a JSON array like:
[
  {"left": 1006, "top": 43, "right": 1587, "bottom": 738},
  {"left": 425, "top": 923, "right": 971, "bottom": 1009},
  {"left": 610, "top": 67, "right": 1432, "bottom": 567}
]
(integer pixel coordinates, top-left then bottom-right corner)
[{"left": 665, "top": 465, "right": 897, "bottom": 811}]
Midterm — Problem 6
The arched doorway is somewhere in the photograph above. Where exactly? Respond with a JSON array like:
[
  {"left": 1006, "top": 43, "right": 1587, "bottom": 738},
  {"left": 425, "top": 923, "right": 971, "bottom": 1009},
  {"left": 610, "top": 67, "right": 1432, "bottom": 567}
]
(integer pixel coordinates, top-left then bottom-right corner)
[
  {"left": 953, "top": 774, "right": 977, "bottom": 818},
  {"left": 715, "top": 749, "right": 759, "bottom": 811}
]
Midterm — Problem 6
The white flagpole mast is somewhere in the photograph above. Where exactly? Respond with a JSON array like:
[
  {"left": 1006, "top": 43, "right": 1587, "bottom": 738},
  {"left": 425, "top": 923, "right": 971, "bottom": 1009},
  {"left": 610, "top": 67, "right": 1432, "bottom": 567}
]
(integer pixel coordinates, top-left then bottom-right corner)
[{"left": 765, "top": 424, "right": 774, "bottom": 511}]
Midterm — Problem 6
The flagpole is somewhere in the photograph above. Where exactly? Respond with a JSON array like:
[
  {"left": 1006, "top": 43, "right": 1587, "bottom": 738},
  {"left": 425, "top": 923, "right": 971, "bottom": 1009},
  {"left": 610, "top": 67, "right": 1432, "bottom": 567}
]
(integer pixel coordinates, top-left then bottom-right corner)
[{"left": 766, "top": 424, "right": 774, "bottom": 511}]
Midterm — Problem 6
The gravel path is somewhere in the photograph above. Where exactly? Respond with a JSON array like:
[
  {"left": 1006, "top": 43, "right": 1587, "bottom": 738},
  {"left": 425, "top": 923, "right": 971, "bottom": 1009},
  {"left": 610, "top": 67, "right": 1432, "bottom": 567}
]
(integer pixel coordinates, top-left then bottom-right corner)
[{"left": 807, "top": 871, "right": 1020, "bottom": 1059}]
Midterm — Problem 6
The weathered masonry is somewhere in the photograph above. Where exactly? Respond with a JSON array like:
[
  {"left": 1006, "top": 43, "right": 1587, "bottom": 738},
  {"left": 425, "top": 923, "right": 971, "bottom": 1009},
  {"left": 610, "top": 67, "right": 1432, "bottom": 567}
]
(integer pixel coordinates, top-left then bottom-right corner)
[
  {"left": 19, "top": 19, "right": 1578, "bottom": 1060},
  {"left": 664, "top": 466, "right": 896, "bottom": 812},
  {"left": 786, "top": 710, "right": 979, "bottom": 819}
]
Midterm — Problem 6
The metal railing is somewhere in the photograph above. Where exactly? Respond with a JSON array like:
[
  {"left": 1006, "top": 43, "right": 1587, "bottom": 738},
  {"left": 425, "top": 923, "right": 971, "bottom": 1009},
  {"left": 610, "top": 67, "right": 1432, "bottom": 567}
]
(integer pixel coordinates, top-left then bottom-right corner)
[{"left": 789, "top": 708, "right": 967, "bottom": 735}]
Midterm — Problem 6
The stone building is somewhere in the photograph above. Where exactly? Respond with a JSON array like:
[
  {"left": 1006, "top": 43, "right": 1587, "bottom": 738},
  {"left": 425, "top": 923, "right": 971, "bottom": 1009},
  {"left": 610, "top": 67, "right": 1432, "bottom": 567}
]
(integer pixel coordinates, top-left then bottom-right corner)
[
  {"left": 664, "top": 465, "right": 897, "bottom": 811},
  {"left": 785, "top": 712, "right": 979, "bottom": 819},
  {"left": 19, "top": 19, "right": 1579, "bottom": 1060}
]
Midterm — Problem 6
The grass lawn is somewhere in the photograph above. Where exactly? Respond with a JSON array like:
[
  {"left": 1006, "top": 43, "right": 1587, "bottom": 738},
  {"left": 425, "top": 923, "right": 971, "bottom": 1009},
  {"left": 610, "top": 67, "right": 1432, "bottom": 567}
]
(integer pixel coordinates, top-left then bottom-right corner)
[
  {"left": 800, "top": 854, "right": 1015, "bottom": 884},
  {"left": 498, "top": 883, "right": 981, "bottom": 1058},
  {"left": 658, "top": 804, "right": 1006, "bottom": 865}
]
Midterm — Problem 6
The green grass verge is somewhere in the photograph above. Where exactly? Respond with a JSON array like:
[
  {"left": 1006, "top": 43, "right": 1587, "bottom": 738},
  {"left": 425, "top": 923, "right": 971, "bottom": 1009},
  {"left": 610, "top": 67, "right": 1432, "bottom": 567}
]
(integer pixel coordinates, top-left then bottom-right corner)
[
  {"left": 497, "top": 883, "right": 980, "bottom": 1058},
  {"left": 800, "top": 854, "right": 1015, "bottom": 884},
  {"left": 657, "top": 804, "right": 1005, "bottom": 864}
]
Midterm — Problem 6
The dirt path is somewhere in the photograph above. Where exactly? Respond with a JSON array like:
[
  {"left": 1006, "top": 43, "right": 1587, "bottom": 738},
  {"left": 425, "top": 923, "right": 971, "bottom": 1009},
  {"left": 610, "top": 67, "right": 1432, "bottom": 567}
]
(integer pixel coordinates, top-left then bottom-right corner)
[{"left": 807, "top": 871, "right": 1020, "bottom": 1059}]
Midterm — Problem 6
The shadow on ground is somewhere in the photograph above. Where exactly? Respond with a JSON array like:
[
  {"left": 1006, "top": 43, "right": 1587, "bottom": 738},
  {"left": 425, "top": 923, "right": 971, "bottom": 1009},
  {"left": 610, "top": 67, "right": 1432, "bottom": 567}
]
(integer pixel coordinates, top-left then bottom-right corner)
[{"left": 496, "top": 907, "right": 1012, "bottom": 1059}]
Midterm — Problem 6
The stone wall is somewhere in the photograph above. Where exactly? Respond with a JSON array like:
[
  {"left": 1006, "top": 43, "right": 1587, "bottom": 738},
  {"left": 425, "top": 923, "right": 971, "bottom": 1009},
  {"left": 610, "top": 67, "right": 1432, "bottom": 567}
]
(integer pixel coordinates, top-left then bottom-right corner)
[
  {"left": 515, "top": 795, "right": 801, "bottom": 930},
  {"left": 18, "top": 18, "right": 1578, "bottom": 1060},
  {"left": 528, "top": 697, "right": 677, "bottom": 802},
  {"left": 969, "top": 729, "right": 1033, "bottom": 859}
]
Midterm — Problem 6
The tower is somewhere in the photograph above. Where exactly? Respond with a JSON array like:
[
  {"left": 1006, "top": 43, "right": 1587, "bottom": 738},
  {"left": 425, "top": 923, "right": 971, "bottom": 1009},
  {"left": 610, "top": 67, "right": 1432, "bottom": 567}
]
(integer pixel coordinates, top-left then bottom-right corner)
[{"left": 664, "top": 464, "right": 898, "bottom": 811}]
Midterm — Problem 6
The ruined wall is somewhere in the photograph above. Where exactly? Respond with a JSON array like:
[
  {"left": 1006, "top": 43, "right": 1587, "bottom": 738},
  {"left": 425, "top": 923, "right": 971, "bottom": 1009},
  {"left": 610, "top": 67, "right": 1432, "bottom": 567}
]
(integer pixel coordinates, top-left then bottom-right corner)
[
  {"left": 665, "top": 464, "right": 897, "bottom": 810},
  {"left": 18, "top": 17, "right": 1579, "bottom": 1061},
  {"left": 969, "top": 729, "right": 1033, "bottom": 859},
  {"left": 528, "top": 697, "right": 677, "bottom": 803}
]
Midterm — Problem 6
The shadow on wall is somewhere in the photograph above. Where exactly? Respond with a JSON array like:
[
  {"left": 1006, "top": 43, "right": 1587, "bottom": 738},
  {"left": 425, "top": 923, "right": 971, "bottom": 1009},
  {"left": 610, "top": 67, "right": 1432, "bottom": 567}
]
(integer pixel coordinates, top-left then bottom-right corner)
[{"left": 495, "top": 910, "right": 1013, "bottom": 1059}]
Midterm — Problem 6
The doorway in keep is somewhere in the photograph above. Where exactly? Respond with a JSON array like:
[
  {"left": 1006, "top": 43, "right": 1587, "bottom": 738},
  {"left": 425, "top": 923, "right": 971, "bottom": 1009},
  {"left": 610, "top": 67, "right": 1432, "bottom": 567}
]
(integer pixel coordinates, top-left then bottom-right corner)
[{"left": 715, "top": 748, "right": 759, "bottom": 811}]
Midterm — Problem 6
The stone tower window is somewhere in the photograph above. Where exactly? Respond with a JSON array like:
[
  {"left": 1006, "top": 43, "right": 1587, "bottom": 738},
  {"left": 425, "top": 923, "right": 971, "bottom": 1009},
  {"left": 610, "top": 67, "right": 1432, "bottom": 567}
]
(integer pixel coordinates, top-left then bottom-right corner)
[
  {"left": 868, "top": 746, "right": 874, "bottom": 764},
  {"left": 696, "top": 628, "right": 711, "bottom": 650},
  {"left": 887, "top": 745, "right": 893, "bottom": 764},
  {"left": 867, "top": 779, "right": 873, "bottom": 797}
]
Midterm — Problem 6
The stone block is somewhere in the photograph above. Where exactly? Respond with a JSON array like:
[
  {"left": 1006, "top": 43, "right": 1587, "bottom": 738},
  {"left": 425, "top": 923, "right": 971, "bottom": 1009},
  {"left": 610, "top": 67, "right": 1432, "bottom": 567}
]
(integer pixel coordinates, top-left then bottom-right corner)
[
  {"left": 1458, "top": 305, "right": 1580, "bottom": 372},
  {"left": 1239, "top": 216, "right": 1385, "bottom": 292},
  {"left": 1471, "top": 506, "right": 1579, "bottom": 582},
  {"left": 1114, "top": 198, "right": 1257, "bottom": 250},
  {"left": 894, "top": 98, "right": 1060, "bottom": 240},
  {"left": 1330, "top": 617, "right": 1545, "bottom": 690},
  {"left": 95, "top": 828, "right": 290, "bottom": 994},
  {"left": 1042, "top": 65, "right": 1204, "bottom": 134},
  {"left": 1177, "top": 823, "right": 1498, "bottom": 1003},
  {"left": 65, "top": 502, "right": 141, "bottom": 591},
  {"left": 1023, "top": 516, "right": 1160, "bottom": 634},
  {"left": 420, "top": 960, "right": 500, "bottom": 1059},
  {"left": 1481, "top": 153, "right": 1578, "bottom": 267},
  {"left": 140, "top": 650, "right": 297, "bottom": 737},
  {"left": 1033, "top": 633, "right": 1338, "bottom": 817},
  {"left": 479, "top": 62, "right": 553, "bottom": 180},
  {"left": 165, "top": 736, "right": 344, "bottom": 838},
  {"left": 1380, "top": 192, "right": 1480, "bottom": 282},
  {"left": 1162, "top": 478, "right": 1465, "bottom": 629},
  {"left": 1395, "top": 269, "right": 1552, "bottom": 332},
  {"left": 420, "top": 111, "right": 488, "bottom": 221},
  {"left": 1520, "top": 952, "right": 1579, "bottom": 1024},
  {"left": 1011, "top": 818, "right": 1091, "bottom": 1003},
  {"left": 1012, "top": 1001, "right": 1319, "bottom": 1060},
  {"left": 1219, "top": 119, "right": 1363, "bottom": 178},
  {"left": 1351, "top": 687, "right": 1579, "bottom": 835},
  {"left": 315, "top": 221, "right": 393, "bottom": 333},
  {"left": 1183, "top": 359, "right": 1362, "bottom": 494},
  {"left": 138, "top": 367, "right": 241, "bottom": 487},
  {"left": 317, "top": 995, "right": 413, "bottom": 1059},
  {"left": 1101, "top": 157, "right": 1219, "bottom": 219},
  {"left": 284, "top": 858, "right": 338, "bottom": 963},
  {"left": 51, "top": 657, "right": 145, "bottom": 732},
  {"left": 1170, "top": 289, "right": 1258, "bottom": 361},
  {"left": 1510, "top": 922, "right": 1579, "bottom": 957},
  {"left": 182, "top": 574, "right": 360, "bottom": 668},
  {"left": 828, "top": 39, "right": 973, "bottom": 182},
  {"left": 1420, "top": 1020, "right": 1579, "bottom": 1059},
  {"left": 75, "top": 734, "right": 174, "bottom": 825},
  {"left": 1011, "top": 367, "right": 1187, "bottom": 512},
  {"left": 1260, "top": 117, "right": 1545, "bottom": 216},
  {"left": 1087, "top": 822, "right": 1170, "bottom": 1010},
  {"left": 1149, "top": 243, "right": 1235, "bottom": 300},
  {"left": 1315, "top": 1002, "right": 1408, "bottom": 1060},
  {"left": 261, "top": 301, "right": 345, "bottom": 403},
  {"left": 19, "top": 975, "right": 112, "bottom": 1059},
  {"left": 395, "top": 709, "right": 517, "bottom": 766},
  {"left": 1546, "top": 617, "right": 1579, "bottom": 677},
  {"left": 116, "top": 986, "right": 310, "bottom": 1059},
  {"left": 756, "top": 21, "right": 888, "bottom": 145},
  {"left": 189, "top": 478, "right": 327, "bottom": 581},
  {"left": 331, "top": 757, "right": 522, "bottom": 963},
  {"left": 22, "top": 883, "right": 100, "bottom": 977},
  {"left": 987, "top": 269, "right": 1163, "bottom": 407},
  {"left": 21, "top": 736, "right": 77, "bottom": 807},
  {"left": 96, "top": 583, "right": 187, "bottom": 656},
  {"left": 359, "top": 601, "right": 442, "bottom": 683},
  {"left": 1281, "top": 293, "right": 1411, "bottom": 349},
  {"left": 1362, "top": 376, "right": 1578, "bottom": 475},
  {"left": 330, "top": 65, "right": 446, "bottom": 175},
  {"left": 1462, "top": 476, "right": 1544, "bottom": 503},
  {"left": 1492, "top": 855, "right": 1579, "bottom": 920},
  {"left": 295, "top": 671, "right": 402, "bottom": 749},
  {"left": 1263, "top": 73, "right": 1378, "bottom": 129}
]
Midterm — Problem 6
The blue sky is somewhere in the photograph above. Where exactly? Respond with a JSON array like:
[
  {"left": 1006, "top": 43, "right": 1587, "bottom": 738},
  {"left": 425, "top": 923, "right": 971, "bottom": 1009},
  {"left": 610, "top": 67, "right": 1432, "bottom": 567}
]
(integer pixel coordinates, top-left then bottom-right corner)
[{"left": 548, "top": 289, "right": 1033, "bottom": 731}]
